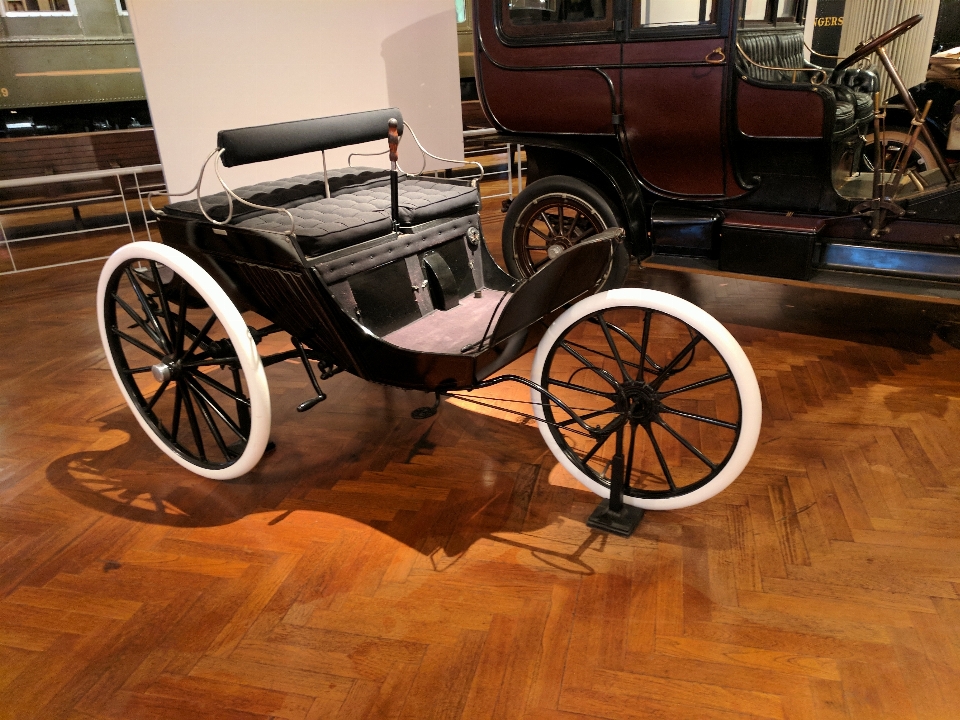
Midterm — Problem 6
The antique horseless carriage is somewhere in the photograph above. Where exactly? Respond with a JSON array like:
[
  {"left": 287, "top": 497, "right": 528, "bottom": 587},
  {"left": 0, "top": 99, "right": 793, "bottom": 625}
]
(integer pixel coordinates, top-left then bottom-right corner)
[
  {"left": 96, "top": 109, "right": 760, "bottom": 535},
  {"left": 477, "top": 0, "right": 960, "bottom": 318}
]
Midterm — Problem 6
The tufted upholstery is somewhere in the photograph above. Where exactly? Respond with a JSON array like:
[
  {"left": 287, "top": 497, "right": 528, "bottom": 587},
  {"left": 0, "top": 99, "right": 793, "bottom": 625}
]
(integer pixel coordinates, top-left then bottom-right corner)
[
  {"left": 163, "top": 167, "right": 390, "bottom": 222},
  {"left": 736, "top": 29, "right": 878, "bottom": 135},
  {"left": 235, "top": 177, "right": 480, "bottom": 257}
]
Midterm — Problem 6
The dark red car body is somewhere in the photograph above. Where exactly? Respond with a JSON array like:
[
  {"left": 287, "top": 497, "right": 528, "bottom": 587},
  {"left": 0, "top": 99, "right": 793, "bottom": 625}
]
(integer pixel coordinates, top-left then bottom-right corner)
[{"left": 473, "top": 0, "right": 960, "bottom": 302}]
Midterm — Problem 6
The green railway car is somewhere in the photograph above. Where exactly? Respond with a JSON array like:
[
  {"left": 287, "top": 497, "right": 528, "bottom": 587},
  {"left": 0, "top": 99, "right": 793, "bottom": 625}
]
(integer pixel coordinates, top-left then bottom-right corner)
[{"left": 1, "top": 0, "right": 144, "bottom": 135}]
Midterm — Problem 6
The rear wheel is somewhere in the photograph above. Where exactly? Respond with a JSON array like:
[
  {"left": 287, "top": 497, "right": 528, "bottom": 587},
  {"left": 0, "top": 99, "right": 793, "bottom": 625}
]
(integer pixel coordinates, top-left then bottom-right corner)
[
  {"left": 862, "top": 128, "right": 936, "bottom": 173},
  {"left": 502, "top": 175, "right": 629, "bottom": 290},
  {"left": 531, "top": 289, "right": 761, "bottom": 510},
  {"left": 97, "top": 242, "right": 271, "bottom": 479}
]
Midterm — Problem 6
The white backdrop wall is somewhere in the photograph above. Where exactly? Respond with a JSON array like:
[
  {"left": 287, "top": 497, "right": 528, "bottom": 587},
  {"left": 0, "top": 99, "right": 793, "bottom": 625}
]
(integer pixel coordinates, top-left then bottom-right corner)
[{"left": 127, "top": 0, "right": 464, "bottom": 195}]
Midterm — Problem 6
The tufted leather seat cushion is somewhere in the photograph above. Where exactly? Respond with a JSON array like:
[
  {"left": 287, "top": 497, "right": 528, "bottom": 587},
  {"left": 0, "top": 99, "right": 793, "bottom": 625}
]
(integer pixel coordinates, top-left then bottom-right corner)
[
  {"left": 737, "top": 29, "right": 876, "bottom": 134},
  {"left": 234, "top": 177, "right": 480, "bottom": 257},
  {"left": 163, "top": 167, "right": 390, "bottom": 222}
]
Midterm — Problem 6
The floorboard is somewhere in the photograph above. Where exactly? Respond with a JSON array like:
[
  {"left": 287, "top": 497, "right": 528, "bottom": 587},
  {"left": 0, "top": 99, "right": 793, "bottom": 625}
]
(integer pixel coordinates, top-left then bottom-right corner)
[{"left": 1, "top": 199, "right": 960, "bottom": 719}]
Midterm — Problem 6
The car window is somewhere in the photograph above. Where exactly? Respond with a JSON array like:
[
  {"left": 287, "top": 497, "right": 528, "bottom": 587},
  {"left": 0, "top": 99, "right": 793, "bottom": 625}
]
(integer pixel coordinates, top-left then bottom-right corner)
[
  {"left": 632, "top": 0, "right": 716, "bottom": 29},
  {"left": 742, "top": 0, "right": 800, "bottom": 23},
  {"left": 1, "top": 0, "right": 75, "bottom": 15},
  {"left": 501, "top": 0, "right": 615, "bottom": 38}
]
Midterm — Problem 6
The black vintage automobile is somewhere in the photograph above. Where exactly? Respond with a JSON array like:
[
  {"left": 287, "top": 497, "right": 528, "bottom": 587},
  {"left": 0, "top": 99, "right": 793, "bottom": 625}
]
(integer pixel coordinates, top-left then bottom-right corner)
[
  {"left": 96, "top": 109, "right": 762, "bottom": 536},
  {"left": 475, "top": 0, "right": 960, "bottom": 319}
]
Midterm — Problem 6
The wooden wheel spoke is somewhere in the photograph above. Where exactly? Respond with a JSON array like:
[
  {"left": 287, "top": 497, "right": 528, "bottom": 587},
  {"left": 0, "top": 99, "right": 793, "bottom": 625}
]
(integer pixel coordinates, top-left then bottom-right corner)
[
  {"left": 567, "top": 209, "right": 584, "bottom": 240},
  {"left": 655, "top": 416, "right": 717, "bottom": 470},
  {"left": 659, "top": 372, "right": 732, "bottom": 398},
  {"left": 539, "top": 210, "right": 557, "bottom": 237},
  {"left": 659, "top": 405, "right": 737, "bottom": 431},
  {"left": 528, "top": 225, "right": 551, "bottom": 242}
]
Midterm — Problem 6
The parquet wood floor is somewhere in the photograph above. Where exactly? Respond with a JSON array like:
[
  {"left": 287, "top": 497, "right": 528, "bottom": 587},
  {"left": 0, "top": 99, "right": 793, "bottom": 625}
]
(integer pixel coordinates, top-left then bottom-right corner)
[{"left": 1, "top": 207, "right": 960, "bottom": 719}]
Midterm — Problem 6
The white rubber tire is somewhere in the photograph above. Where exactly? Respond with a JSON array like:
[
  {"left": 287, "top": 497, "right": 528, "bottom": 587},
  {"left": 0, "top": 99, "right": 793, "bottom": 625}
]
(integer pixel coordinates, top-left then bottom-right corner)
[
  {"left": 97, "top": 242, "right": 271, "bottom": 480},
  {"left": 530, "top": 288, "right": 762, "bottom": 510}
]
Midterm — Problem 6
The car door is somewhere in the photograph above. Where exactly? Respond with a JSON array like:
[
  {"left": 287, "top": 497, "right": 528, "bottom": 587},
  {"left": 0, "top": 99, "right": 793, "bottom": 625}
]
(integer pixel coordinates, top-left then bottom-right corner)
[
  {"left": 474, "top": 0, "right": 621, "bottom": 135},
  {"left": 620, "top": 0, "right": 735, "bottom": 197}
]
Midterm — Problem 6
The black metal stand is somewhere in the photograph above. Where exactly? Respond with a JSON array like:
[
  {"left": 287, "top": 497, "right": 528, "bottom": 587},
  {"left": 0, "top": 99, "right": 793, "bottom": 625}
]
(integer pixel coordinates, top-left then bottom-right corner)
[
  {"left": 586, "top": 427, "right": 644, "bottom": 537},
  {"left": 412, "top": 392, "right": 441, "bottom": 419}
]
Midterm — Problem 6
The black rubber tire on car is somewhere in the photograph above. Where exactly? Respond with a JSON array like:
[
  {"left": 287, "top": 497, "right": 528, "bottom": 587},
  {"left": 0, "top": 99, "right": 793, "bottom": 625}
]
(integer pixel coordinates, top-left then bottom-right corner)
[{"left": 501, "top": 175, "right": 630, "bottom": 291}]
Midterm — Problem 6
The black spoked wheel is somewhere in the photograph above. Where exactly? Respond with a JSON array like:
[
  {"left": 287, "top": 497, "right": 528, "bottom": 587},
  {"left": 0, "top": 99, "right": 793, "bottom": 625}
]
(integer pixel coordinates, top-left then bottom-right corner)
[
  {"left": 97, "top": 242, "right": 270, "bottom": 479},
  {"left": 531, "top": 289, "right": 761, "bottom": 511},
  {"left": 502, "top": 175, "right": 629, "bottom": 289}
]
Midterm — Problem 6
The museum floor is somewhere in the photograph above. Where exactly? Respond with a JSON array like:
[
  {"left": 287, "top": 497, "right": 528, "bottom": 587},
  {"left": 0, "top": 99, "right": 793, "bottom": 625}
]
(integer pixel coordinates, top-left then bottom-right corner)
[{"left": 2, "top": 206, "right": 960, "bottom": 719}]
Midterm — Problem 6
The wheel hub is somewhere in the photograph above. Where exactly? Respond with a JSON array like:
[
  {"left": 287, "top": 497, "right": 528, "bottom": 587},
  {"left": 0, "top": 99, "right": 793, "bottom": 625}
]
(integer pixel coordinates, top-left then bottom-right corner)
[
  {"left": 150, "top": 360, "right": 178, "bottom": 383},
  {"left": 621, "top": 381, "right": 660, "bottom": 425},
  {"left": 547, "top": 243, "right": 566, "bottom": 260}
]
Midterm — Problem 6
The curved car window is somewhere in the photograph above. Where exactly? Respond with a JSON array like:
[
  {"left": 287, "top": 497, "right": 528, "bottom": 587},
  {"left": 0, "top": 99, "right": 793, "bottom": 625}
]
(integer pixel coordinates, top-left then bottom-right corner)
[
  {"left": 632, "top": 0, "right": 716, "bottom": 28},
  {"left": 502, "top": 0, "right": 614, "bottom": 37}
]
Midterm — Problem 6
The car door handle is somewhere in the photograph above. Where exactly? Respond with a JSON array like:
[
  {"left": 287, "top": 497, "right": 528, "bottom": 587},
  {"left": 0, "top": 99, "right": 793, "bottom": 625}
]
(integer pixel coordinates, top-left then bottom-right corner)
[{"left": 706, "top": 47, "right": 726, "bottom": 64}]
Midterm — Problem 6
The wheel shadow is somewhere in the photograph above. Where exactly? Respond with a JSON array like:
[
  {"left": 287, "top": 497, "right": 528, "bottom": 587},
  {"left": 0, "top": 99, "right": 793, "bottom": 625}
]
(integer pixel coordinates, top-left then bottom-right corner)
[{"left": 45, "top": 382, "right": 627, "bottom": 573}]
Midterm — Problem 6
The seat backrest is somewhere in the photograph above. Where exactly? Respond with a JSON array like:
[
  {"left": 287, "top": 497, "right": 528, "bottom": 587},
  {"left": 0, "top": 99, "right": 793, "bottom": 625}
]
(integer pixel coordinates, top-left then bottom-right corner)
[
  {"left": 217, "top": 108, "right": 404, "bottom": 168},
  {"left": 737, "top": 29, "right": 809, "bottom": 84}
]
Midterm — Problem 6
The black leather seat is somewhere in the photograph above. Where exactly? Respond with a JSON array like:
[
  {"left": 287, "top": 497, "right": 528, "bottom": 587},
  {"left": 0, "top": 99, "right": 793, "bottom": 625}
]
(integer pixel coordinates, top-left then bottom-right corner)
[
  {"left": 737, "top": 29, "right": 877, "bottom": 136},
  {"left": 163, "top": 170, "right": 480, "bottom": 258}
]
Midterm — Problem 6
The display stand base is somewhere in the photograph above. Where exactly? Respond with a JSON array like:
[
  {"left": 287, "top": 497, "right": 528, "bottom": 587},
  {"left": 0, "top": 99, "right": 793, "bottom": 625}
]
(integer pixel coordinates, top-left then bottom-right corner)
[{"left": 586, "top": 499, "right": 645, "bottom": 537}]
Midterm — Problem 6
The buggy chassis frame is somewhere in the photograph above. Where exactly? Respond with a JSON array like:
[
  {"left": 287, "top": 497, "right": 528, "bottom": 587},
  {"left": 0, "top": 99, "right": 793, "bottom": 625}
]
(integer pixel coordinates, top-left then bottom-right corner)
[{"left": 97, "top": 109, "right": 763, "bottom": 536}]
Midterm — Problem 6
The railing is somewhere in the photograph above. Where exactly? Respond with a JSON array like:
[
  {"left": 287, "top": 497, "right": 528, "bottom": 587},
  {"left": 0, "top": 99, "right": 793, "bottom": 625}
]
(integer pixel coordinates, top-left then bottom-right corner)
[
  {"left": 461, "top": 128, "right": 524, "bottom": 201},
  {"left": 0, "top": 164, "right": 164, "bottom": 275},
  {"left": 0, "top": 129, "right": 521, "bottom": 276}
]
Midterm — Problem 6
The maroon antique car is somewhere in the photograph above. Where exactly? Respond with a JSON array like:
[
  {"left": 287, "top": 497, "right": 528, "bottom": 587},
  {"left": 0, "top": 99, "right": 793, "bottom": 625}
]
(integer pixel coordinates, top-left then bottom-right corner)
[{"left": 474, "top": 0, "right": 960, "bottom": 329}]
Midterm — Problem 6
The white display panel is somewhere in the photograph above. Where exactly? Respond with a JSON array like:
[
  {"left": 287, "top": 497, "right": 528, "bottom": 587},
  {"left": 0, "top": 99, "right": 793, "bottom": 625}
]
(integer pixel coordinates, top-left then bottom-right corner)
[{"left": 127, "top": 0, "right": 464, "bottom": 195}]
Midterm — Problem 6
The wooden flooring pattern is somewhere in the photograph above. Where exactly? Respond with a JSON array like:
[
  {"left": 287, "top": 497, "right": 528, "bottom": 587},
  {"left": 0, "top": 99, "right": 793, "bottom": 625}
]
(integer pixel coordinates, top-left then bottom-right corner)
[{"left": 2, "top": 211, "right": 960, "bottom": 719}]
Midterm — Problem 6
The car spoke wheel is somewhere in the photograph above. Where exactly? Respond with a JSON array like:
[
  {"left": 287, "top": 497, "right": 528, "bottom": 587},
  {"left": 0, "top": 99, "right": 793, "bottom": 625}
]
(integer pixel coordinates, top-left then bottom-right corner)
[
  {"left": 97, "top": 242, "right": 270, "bottom": 479},
  {"left": 531, "top": 289, "right": 761, "bottom": 510},
  {"left": 862, "top": 129, "right": 936, "bottom": 174},
  {"left": 502, "top": 175, "right": 629, "bottom": 290}
]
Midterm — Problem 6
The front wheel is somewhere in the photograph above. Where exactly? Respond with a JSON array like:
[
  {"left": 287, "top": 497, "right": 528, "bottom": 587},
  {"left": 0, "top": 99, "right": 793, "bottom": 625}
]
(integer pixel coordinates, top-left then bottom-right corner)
[
  {"left": 502, "top": 175, "right": 629, "bottom": 290},
  {"left": 97, "top": 242, "right": 271, "bottom": 479},
  {"left": 530, "top": 289, "right": 761, "bottom": 511}
]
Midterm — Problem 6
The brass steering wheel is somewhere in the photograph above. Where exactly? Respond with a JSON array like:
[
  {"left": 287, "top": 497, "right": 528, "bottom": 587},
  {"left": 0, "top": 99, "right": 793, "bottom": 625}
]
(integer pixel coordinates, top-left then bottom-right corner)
[{"left": 834, "top": 14, "right": 922, "bottom": 73}]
